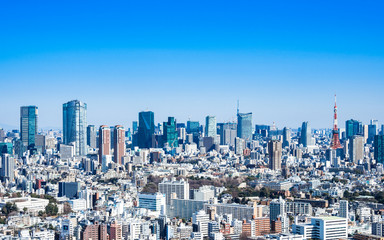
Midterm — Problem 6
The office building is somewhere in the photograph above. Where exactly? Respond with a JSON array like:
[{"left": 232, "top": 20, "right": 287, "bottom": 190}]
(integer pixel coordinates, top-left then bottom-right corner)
[
  {"left": 268, "top": 140, "right": 282, "bottom": 170},
  {"left": 163, "top": 117, "right": 178, "bottom": 148},
  {"left": 187, "top": 121, "right": 200, "bottom": 143},
  {"left": 375, "top": 135, "right": 384, "bottom": 164},
  {"left": 349, "top": 135, "right": 364, "bottom": 163},
  {"left": 158, "top": 178, "right": 189, "bottom": 205},
  {"left": 63, "top": 100, "right": 87, "bottom": 156},
  {"left": 235, "top": 137, "right": 245, "bottom": 155},
  {"left": 0, "top": 154, "right": 15, "bottom": 181},
  {"left": 369, "top": 120, "right": 379, "bottom": 143},
  {"left": 113, "top": 125, "right": 125, "bottom": 164},
  {"left": 346, "top": 119, "right": 363, "bottom": 139},
  {"left": 58, "top": 182, "right": 80, "bottom": 199},
  {"left": 132, "top": 121, "right": 138, "bottom": 134},
  {"left": 86, "top": 125, "right": 97, "bottom": 149},
  {"left": 282, "top": 127, "right": 291, "bottom": 148},
  {"left": 20, "top": 106, "right": 38, "bottom": 148},
  {"left": 138, "top": 192, "right": 166, "bottom": 214},
  {"left": 270, "top": 197, "right": 286, "bottom": 221},
  {"left": 192, "top": 210, "right": 209, "bottom": 237},
  {"left": 219, "top": 122, "right": 237, "bottom": 146},
  {"left": 205, "top": 116, "right": 217, "bottom": 139},
  {"left": 138, "top": 111, "right": 155, "bottom": 149},
  {"left": 237, "top": 113, "right": 252, "bottom": 140},
  {"left": 204, "top": 203, "right": 256, "bottom": 221},
  {"left": 339, "top": 200, "right": 348, "bottom": 219},
  {"left": 98, "top": 125, "right": 111, "bottom": 163},
  {"left": 292, "top": 217, "right": 347, "bottom": 240},
  {"left": 300, "top": 122, "right": 311, "bottom": 147}
]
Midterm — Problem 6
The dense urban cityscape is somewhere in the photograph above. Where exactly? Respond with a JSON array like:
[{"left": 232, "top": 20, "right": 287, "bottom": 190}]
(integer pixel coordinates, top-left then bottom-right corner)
[{"left": 0, "top": 97, "right": 383, "bottom": 240}]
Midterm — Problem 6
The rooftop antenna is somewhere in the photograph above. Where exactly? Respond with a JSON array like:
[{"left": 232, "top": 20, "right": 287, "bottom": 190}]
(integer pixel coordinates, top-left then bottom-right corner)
[{"left": 237, "top": 99, "right": 239, "bottom": 116}]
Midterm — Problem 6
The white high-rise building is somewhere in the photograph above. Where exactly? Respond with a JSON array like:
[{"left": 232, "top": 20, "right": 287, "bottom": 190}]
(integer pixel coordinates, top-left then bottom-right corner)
[
  {"left": 339, "top": 200, "right": 348, "bottom": 219},
  {"left": 292, "top": 216, "right": 347, "bottom": 240},
  {"left": 192, "top": 210, "right": 209, "bottom": 237},
  {"left": 159, "top": 178, "right": 190, "bottom": 205}
]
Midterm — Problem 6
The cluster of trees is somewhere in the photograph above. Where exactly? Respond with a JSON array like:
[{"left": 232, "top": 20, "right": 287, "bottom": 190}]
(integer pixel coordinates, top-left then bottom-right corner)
[{"left": 1, "top": 202, "right": 18, "bottom": 217}]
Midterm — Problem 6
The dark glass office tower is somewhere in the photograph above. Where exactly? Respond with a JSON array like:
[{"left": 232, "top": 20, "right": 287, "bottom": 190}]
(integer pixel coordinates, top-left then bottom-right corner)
[
  {"left": 345, "top": 119, "right": 363, "bottom": 139},
  {"left": 375, "top": 135, "right": 384, "bottom": 164},
  {"left": 20, "top": 106, "right": 38, "bottom": 148},
  {"left": 138, "top": 111, "right": 155, "bottom": 149},
  {"left": 163, "top": 117, "right": 178, "bottom": 148},
  {"left": 63, "top": 100, "right": 87, "bottom": 156}
]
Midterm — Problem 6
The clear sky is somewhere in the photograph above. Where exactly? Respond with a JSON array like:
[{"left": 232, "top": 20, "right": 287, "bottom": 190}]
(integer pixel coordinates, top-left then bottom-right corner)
[{"left": 0, "top": 1, "right": 383, "bottom": 130}]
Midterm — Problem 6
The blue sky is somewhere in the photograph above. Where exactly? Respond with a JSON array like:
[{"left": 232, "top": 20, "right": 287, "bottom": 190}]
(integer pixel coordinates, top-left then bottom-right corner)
[{"left": 0, "top": 1, "right": 383, "bottom": 130}]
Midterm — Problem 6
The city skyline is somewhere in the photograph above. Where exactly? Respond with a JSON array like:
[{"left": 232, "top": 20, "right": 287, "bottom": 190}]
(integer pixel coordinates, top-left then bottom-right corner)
[
  {"left": 0, "top": 97, "right": 382, "bottom": 131},
  {"left": 1, "top": 1, "right": 383, "bottom": 129}
]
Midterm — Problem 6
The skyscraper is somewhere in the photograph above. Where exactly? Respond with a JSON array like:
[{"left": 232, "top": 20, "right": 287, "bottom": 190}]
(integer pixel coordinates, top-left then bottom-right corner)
[
  {"left": 368, "top": 120, "right": 379, "bottom": 143},
  {"left": 339, "top": 200, "right": 348, "bottom": 219},
  {"left": 113, "top": 125, "right": 125, "bottom": 164},
  {"left": 98, "top": 125, "right": 111, "bottom": 163},
  {"left": 237, "top": 112, "right": 252, "bottom": 140},
  {"left": 374, "top": 135, "right": 384, "bottom": 164},
  {"left": 349, "top": 135, "right": 364, "bottom": 163},
  {"left": 163, "top": 117, "right": 178, "bottom": 148},
  {"left": 63, "top": 100, "right": 87, "bottom": 156},
  {"left": 138, "top": 111, "right": 155, "bottom": 149},
  {"left": 205, "top": 116, "right": 217, "bottom": 139},
  {"left": 187, "top": 121, "right": 200, "bottom": 143},
  {"left": 0, "top": 154, "right": 15, "bottom": 181},
  {"left": 86, "top": 125, "right": 97, "bottom": 149},
  {"left": 300, "top": 122, "right": 311, "bottom": 147},
  {"left": 282, "top": 127, "right": 291, "bottom": 148},
  {"left": 268, "top": 140, "right": 282, "bottom": 170},
  {"left": 345, "top": 119, "right": 363, "bottom": 139},
  {"left": 20, "top": 106, "right": 38, "bottom": 148}
]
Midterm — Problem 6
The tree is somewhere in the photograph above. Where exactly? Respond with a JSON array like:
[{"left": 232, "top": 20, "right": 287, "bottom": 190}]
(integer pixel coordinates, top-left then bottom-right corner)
[
  {"left": 45, "top": 203, "right": 58, "bottom": 216},
  {"left": 63, "top": 202, "right": 72, "bottom": 214},
  {"left": 1, "top": 202, "right": 18, "bottom": 216}
]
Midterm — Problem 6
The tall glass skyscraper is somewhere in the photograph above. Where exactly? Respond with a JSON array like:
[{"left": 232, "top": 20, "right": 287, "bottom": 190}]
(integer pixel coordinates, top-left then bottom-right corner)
[
  {"left": 163, "top": 117, "right": 178, "bottom": 148},
  {"left": 237, "top": 112, "right": 252, "bottom": 140},
  {"left": 63, "top": 100, "right": 87, "bottom": 156},
  {"left": 138, "top": 111, "right": 155, "bottom": 149},
  {"left": 187, "top": 121, "right": 200, "bottom": 143},
  {"left": 86, "top": 125, "right": 97, "bottom": 149},
  {"left": 345, "top": 119, "right": 363, "bottom": 139},
  {"left": 20, "top": 106, "right": 38, "bottom": 148},
  {"left": 205, "top": 116, "right": 217, "bottom": 138},
  {"left": 374, "top": 135, "right": 384, "bottom": 164},
  {"left": 300, "top": 121, "right": 311, "bottom": 147}
]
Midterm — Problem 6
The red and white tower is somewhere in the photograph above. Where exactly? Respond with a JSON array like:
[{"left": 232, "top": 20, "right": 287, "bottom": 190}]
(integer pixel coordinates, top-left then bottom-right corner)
[{"left": 331, "top": 95, "right": 342, "bottom": 149}]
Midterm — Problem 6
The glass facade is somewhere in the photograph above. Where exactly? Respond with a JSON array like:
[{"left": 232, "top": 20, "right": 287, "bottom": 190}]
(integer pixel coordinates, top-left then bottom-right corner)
[
  {"left": 375, "top": 135, "right": 384, "bottom": 164},
  {"left": 20, "top": 106, "right": 38, "bottom": 148},
  {"left": 345, "top": 119, "right": 363, "bottom": 139},
  {"left": 300, "top": 121, "right": 311, "bottom": 147},
  {"left": 205, "top": 116, "right": 217, "bottom": 138},
  {"left": 63, "top": 100, "right": 87, "bottom": 156},
  {"left": 138, "top": 111, "right": 155, "bottom": 149},
  {"left": 163, "top": 117, "right": 178, "bottom": 148},
  {"left": 237, "top": 112, "right": 252, "bottom": 140}
]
